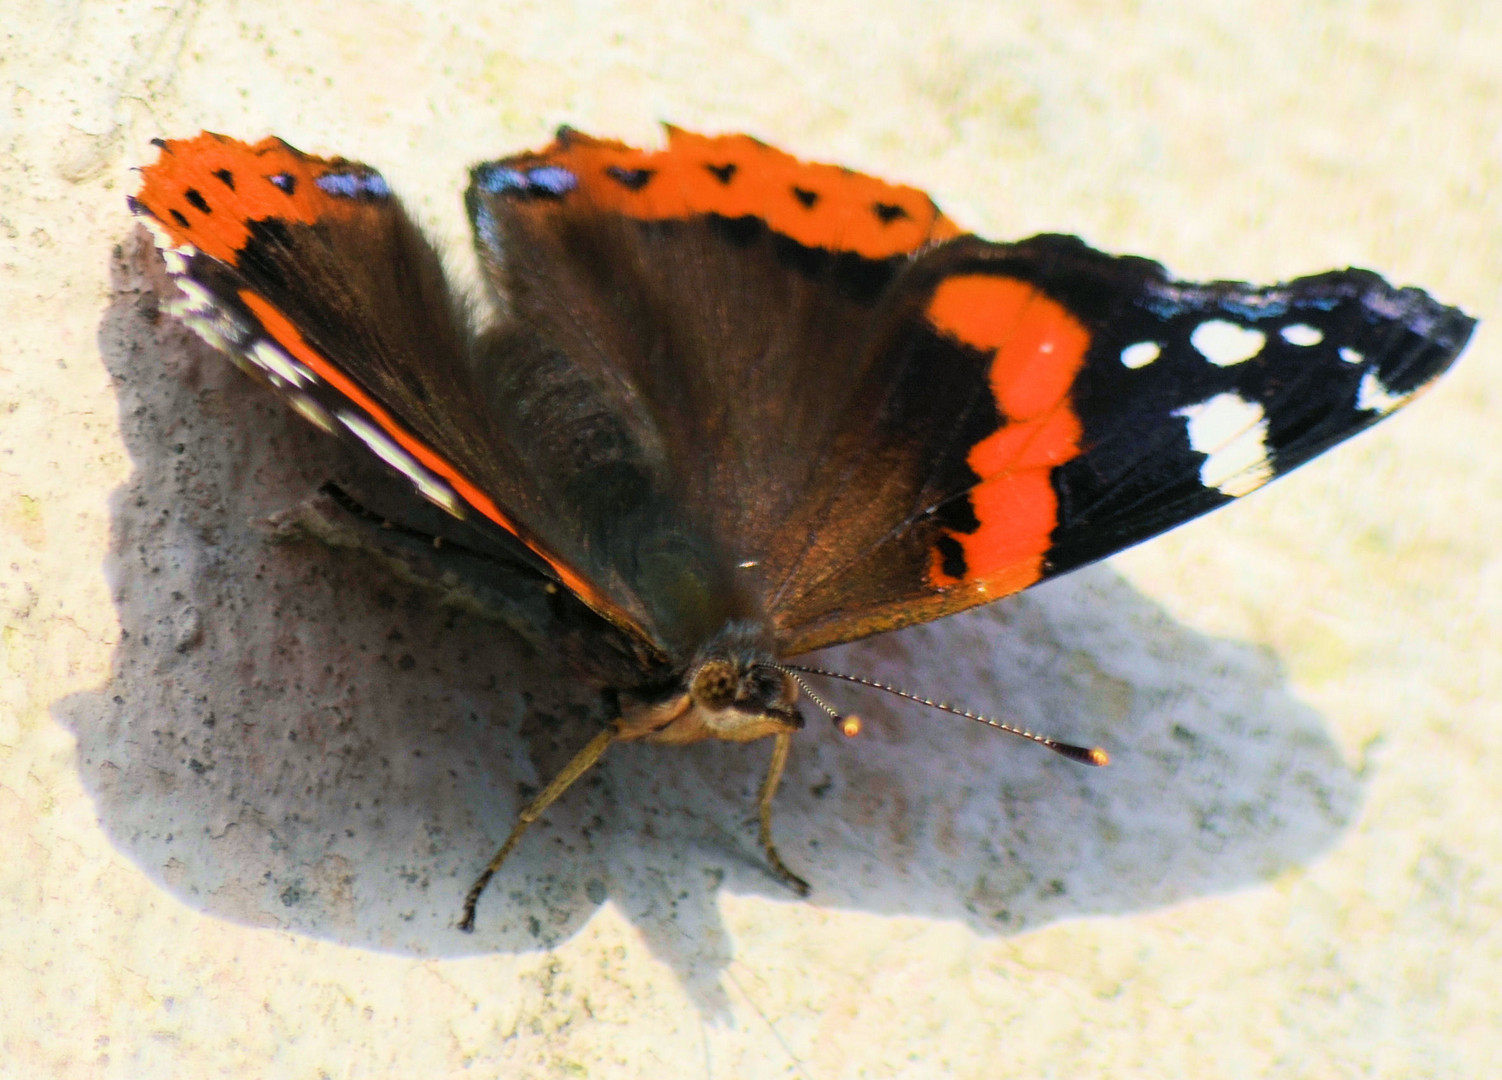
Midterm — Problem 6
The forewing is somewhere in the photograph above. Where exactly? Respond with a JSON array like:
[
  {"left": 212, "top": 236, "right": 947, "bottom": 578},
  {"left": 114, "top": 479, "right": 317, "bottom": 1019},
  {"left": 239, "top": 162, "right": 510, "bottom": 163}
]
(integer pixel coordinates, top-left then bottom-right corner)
[
  {"left": 767, "top": 234, "right": 1475, "bottom": 655},
  {"left": 461, "top": 131, "right": 1472, "bottom": 659}
]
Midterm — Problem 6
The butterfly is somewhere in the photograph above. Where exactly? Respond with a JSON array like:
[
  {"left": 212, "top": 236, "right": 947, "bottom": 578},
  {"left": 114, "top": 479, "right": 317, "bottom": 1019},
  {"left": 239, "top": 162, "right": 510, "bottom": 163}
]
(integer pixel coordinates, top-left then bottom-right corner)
[{"left": 129, "top": 126, "right": 1475, "bottom": 929}]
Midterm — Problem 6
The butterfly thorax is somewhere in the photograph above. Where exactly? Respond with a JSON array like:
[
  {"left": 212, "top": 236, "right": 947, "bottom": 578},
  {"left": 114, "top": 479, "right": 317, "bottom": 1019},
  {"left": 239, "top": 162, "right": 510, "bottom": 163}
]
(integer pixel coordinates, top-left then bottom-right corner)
[{"left": 614, "top": 621, "right": 803, "bottom": 746}]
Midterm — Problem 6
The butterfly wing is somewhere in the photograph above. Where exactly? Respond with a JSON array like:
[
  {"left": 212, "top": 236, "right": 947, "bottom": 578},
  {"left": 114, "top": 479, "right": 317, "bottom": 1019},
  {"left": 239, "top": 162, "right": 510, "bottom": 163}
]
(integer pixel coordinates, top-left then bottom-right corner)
[
  {"left": 465, "top": 127, "right": 965, "bottom": 654},
  {"left": 464, "top": 127, "right": 1472, "bottom": 659},
  {"left": 765, "top": 234, "right": 1475, "bottom": 654},
  {"left": 131, "top": 133, "right": 666, "bottom": 663}
]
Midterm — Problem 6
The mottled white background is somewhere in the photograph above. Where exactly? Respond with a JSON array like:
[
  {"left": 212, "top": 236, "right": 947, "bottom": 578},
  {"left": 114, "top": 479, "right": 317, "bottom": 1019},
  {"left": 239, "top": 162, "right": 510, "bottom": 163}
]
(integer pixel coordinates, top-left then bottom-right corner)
[{"left": 2, "top": 2, "right": 1498, "bottom": 1076}]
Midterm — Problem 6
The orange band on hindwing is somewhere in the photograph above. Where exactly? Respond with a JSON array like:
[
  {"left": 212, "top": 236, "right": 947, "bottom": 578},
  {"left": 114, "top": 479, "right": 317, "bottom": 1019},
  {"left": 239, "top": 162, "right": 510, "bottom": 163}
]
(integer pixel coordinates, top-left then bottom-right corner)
[
  {"left": 499, "top": 127, "right": 964, "bottom": 260},
  {"left": 133, "top": 133, "right": 372, "bottom": 263}
]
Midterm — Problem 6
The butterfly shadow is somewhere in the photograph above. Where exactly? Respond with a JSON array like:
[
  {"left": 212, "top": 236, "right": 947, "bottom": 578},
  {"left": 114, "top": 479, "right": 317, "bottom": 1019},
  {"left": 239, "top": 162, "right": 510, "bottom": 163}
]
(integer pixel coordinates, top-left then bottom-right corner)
[{"left": 59, "top": 234, "right": 1362, "bottom": 1017}]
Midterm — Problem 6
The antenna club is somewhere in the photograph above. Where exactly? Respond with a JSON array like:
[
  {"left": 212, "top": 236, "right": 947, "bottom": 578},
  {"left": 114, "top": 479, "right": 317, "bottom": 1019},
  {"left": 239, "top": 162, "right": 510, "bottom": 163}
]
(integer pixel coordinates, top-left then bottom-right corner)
[
  {"left": 838, "top": 715, "right": 862, "bottom": 738},
  {"left": 1049, "top": 743, "right": 1110, "bottom": 766}
]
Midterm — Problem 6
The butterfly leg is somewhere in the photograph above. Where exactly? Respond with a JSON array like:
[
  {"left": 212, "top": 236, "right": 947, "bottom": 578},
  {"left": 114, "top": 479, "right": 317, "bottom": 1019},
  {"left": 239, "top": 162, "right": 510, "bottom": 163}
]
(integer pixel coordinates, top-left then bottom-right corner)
[
  {"left": 458, "top": 726, "right": 618, "bottom": 932},
  {"left": 758, "top": 732, "right": 811, "bottom": 896}
]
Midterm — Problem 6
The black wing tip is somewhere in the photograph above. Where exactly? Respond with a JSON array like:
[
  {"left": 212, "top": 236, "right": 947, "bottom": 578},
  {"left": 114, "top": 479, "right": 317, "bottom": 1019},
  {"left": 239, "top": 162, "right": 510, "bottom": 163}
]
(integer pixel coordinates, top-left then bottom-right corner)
[
  {"left": 1364, "top": 279, "right": 1477, "bottom": 345},
  {"left": 1351, "top": 277, "right": 1477, "bottom": 392}
]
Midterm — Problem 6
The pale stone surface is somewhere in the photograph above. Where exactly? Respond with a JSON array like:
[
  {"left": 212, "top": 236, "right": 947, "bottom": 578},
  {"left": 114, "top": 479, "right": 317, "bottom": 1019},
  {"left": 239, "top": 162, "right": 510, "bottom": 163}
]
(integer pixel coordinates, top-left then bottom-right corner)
[{"left": 2, "top": 2, "right": 1498, "bottom": 1076}]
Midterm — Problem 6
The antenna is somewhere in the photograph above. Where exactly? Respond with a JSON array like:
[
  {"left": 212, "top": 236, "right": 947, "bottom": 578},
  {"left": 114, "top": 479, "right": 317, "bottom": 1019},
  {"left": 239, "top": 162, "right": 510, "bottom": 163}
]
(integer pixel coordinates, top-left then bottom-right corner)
[
  {"left": 778, "top": 664, "right": 1109, "bottom": 766},
  {"left": 779, "top": 666, "right": 863, "bottom": 737}
]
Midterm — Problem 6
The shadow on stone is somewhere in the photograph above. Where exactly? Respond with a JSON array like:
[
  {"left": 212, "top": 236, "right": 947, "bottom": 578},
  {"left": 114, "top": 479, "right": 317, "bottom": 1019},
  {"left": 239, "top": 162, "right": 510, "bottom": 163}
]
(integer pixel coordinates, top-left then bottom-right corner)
[{"left": 57, "top": 233, "right": 1362, "bottom": 1017}]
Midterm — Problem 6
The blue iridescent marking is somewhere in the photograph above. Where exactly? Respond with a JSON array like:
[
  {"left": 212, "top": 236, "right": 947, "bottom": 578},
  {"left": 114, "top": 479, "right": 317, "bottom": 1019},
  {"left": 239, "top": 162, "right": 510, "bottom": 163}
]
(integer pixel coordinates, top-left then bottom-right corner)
[
  {"left": 472, "top": 201, "right": 501, "bottom": 252},
  {"left": 474, "top": 165, "right": 529, "bottom": 194},
  {"left": 1218, "top": 298, "right": 1289, "bottom": 321},
  {"left": 1142, "top": 286, "right": 1298, "bottom": 323},
  {"left": 315, "top": 171, "right": 391, "bottom": 199},
  {"left": 526, "top": 166, "right": 577, "bottom": 195},
  {"left": 1142, "top": 297, "right": 1189, "bottom": 320},
  {"left": 474, "top": 163, "right": 577, "bottom": 197}
]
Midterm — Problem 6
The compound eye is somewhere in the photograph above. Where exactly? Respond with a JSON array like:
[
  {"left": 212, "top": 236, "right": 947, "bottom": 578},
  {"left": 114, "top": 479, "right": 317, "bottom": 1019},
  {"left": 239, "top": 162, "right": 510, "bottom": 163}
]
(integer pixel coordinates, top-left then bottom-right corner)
[
  {"left": 742, "top": 666, "right": 797, "bottom": 709},
  {"left": 689, "top": 659, "right": 738, "bottom": 709}
]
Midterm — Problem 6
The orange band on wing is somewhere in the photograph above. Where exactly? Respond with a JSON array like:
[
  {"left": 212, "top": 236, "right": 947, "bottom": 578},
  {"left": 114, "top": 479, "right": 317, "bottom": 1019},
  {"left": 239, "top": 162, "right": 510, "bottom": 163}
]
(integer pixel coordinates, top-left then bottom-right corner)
[
  {"left": 923, "top": 276, "right": 1089, "bottom": 588},
  {"left": 135, "top": 134, "right": 364, "bottom": 263},
  {"left": 511, "top": 127, "right": 963, "bottom": 260},
  {"left": 238, "top": 291, "right": 609, "bottom": 611}
]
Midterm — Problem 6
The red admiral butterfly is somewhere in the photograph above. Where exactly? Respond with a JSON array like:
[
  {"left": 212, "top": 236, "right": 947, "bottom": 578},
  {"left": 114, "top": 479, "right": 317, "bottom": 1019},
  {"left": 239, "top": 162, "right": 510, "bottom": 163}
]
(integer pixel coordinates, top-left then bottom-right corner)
[{"left": 129, "top": 127, "right": 1474, "bottom": 930}]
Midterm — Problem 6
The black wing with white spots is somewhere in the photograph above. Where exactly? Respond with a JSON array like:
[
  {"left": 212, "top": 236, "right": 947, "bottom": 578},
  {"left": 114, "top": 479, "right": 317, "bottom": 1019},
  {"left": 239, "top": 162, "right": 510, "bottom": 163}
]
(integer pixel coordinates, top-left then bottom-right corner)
[{"left": 1019, "top": 236, "right": 1474, "bottom": 576}]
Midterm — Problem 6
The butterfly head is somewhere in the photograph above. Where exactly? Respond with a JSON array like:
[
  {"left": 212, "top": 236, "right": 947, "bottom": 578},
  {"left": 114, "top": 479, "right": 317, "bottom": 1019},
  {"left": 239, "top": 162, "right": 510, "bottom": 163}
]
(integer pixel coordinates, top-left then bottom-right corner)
[{"left": 614, "top": 622, "right": 803, "bottom": 746}]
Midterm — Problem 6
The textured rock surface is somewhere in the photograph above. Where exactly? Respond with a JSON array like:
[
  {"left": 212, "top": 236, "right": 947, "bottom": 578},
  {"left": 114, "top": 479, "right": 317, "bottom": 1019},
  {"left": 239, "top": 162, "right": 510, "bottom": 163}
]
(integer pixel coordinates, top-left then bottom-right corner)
[{"left": 2, "top": 2, "right": 1497, "bottom": 1075}]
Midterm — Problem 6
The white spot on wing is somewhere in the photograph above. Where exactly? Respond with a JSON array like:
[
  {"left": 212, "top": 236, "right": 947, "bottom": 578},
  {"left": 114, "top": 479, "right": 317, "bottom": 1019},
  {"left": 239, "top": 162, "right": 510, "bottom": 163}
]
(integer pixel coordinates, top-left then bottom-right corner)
[
  {"left": 289, "top": 394, "right": 336, "bottom": 433},
  {"left": 162, "top": 277, "right": 252, "bottom": 353},
  {"left": 176, "top": 317, "right": 232, "bottom": 354},
  {"left": 336, "top": 411, "right": 464, "bottom": 517},
  {"left": 160, "top": 248, "right": 190, "bottom": 275},
  {"left": 138, "top": 215, "right": 196, "bottom": 263},
  {"left": 1191, "top": 320, "right": 1266, "bottom": 366},
  {"left": 142, "top": 219, "right": 290, "bottom": 373},
  {"left": 165, "top": 277, "right": 219, "bottom": 318},
  {"left": 248, "top": 340, "right": 313, "bottom": 388},
  {"left": 1175, "top": 392, "right": 1273, "bottom": 497},
  {"left": 1356, "top": 370, "right": 1409, "bottom": 415},
  {"left": 1280, "top": 323, "right": 1323, "bottom": 346},
  {"left": 1339, "top": 347, "right": 1364, "bottom": 365},
  {"left": 1120, "top": 341, "right": 1161, "bottom": 369}
]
